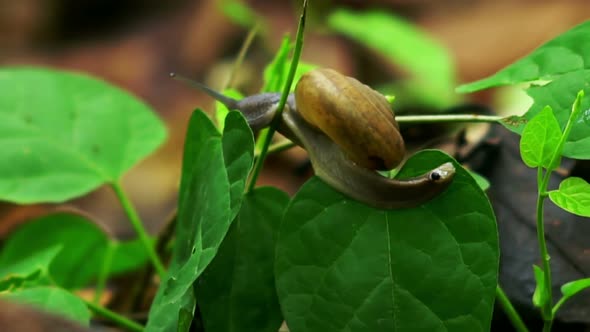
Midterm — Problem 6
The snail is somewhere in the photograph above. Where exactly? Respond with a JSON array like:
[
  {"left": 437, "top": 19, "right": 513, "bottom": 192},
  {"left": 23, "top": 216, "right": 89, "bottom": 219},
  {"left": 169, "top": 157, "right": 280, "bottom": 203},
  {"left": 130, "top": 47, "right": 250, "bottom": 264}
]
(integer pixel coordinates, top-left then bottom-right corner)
[{"left": 173, "top": 68, "right": 455, "bottom": 209}]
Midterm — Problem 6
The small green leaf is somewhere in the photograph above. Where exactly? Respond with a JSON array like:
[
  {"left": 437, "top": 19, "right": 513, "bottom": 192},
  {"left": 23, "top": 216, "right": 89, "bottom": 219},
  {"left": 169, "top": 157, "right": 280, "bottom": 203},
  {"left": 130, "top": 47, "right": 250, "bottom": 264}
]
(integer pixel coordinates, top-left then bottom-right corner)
[
  {"left": 262, "top": 37, "right": 316, "bottom": 94},
  {"left": 0, "top": 246, "right": 61, "bottom": 291},
  {"left": 519, "top": 106, "right": 562, "bottom": 169},
  {"left": 197, "top": 187, "right": 289, "bottom": 332},
  {"left": 215, "top": 89, "right": 243, "bottom": 131},
  {"left": 468, "top": 170, "right": 490, "bottom": 191},
  {"left": 328, "top": 9, "right": 456, "bottom": 108},
  {"left": 502, "top": 74, "right": 590, "bottom": 159},
  {"left": 276, "top": 151, "right": 498, "bottom": 332},
  {"left": 219, "top": 0, "right": 258, "bottom": 28},
  {"left": 0, "top": 68, "right": 167, "bottom": 203},
  {"left": 532, "top": 265, "right": 548, "bottom": 308},
  {"left": 1, "top": 286, "right": 90, "bottom": 325},
  {"left": 549, "top": 177, "right": 590, "bottom": 217},
  {"left": 146, "top": 110, "right": 254, "bottom": 332},
  {"left": 560, "top": 278, "right": 590, "bottom": 301},
  {"left": 458, "top": 20, "right": 590, "bottom": 92},
  {"left": 0, "top": 213, "right": 150, "bottom": 289}
]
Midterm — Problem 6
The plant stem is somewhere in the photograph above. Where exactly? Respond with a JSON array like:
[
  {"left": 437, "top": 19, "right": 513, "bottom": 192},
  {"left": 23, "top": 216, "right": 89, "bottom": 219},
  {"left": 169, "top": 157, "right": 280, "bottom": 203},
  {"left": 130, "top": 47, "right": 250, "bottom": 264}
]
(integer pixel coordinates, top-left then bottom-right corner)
[
  {"left": 84, "top": 300, "right": 143, "bottom": 332},
  {"left": 247, "top": 0, "right": 307, "bottom": 192},
  {"left": 496, "top": 286, "right": 529, "bottom": 332},
  {"left": 395, "top": 114, "right": 502, "bottom": 124},
  {"left": 537, "top": 167, "right": 554, "bottom": 331},
  {"left": 224, "top": 23, "right": 259, "bottom": 89},
  {"left": 111, "top": 182, "right": 166, "bottom": 279},
  {"left": 93, "top": 240, "right": 116, "bottom": 304}
]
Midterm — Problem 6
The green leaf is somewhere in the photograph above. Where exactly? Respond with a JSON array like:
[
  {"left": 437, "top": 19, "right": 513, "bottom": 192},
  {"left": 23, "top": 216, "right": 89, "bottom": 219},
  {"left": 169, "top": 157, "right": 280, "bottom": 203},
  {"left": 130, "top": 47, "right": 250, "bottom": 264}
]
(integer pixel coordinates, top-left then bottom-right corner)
[
  {"left": 222, "top": 111, "right": 255, "bottom": 219},
  {"left": 458, "top": 20, "right": 590, "bottom": 92},
  {"left": 215, "top": 89, "right": 243, "bottom": 131},
  {"left": 328, "top": 9, "right": 456, "bottom": 108},
  {"left": 0, "top": 246, "right": 61, "bottom": 291},
  {"left": 262, "top": 37, "right": 317, "bottom": 93},
  {"left": 197, "top": 187, "right": 289, "bottom": 332},
  {"left": 532, "top": 265, "right": 548, "bottom": 308},
  {"left": 468, "top": 170, "right": 490, "bottom": 191},
  {"left": 0, "top": 213, "right": 150, "bottom": 289},
  {"left": 560, "top": 278, "right": 590, "bottom": 304},
  {"left": 146, "top": 109, "right": 254, "bottom": 332},
  {"left": 549, "top": 177, "right": 590, "bottom": 217},
  {"left": 0, "top": 67, "right": 167, "bottom": 203},
  {"left": 1, "top": 286, "right": 90, "bottom": 325},
  {"left": 502, "top": 73, "right": 590, "bottom": 159},
  {"left": 519, "top": 106, "right": 562, "bottom": 169},
  {"left": 219, "top": 0, "right": 258, "bottom": 28},
  {"left": 275, "top": 151, "right": 498, "bottom": 332}
]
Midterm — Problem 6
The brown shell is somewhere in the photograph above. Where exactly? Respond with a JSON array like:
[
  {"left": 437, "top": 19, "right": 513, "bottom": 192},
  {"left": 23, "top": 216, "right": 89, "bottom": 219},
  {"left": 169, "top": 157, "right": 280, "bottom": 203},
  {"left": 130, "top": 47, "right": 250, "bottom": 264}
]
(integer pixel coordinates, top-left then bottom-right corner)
[{"left": 294, "top": 68, "right": 405, "bottom": 170}]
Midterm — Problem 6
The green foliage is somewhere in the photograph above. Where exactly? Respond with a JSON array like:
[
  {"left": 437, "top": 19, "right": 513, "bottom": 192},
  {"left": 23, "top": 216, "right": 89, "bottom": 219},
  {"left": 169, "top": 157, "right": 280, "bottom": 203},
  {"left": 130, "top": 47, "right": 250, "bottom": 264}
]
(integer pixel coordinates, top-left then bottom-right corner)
[
  {"left": 215, "top": 89, "right": 243, "bottom": 131},
  {"left": 1, "top": 286, "right": 90, "bottom": 325},
  {"left": 0, "top": 213, "right": 150, "bottom": 289},
  {"left": 275, "top": 151, "right": 498, "bottom": 332},
  {"left": 0, "top": 68, "right": 167, "bottom": 203},
  {"left": 328, "top": 9, "right": 457, "bottom": 108},
  {"left": 145, "top": 110, "right": 254, "bottom": 332},
  {"left": 458, "top": 20, "right": 590, "bottom": 92},
  {"left": 0, "top": 246, "right": 61, "bottom": 291},
  {"left": 196, "top": 187, "right": 290, "bottom": 332},
  {"left": 532, "top": 265, "right": 548, "bottom": 308},
  {"left": 549, "top": 177, "right": 590, "bottom": 217},
  {"left": 262, "top": 36, "right": 316, "bottom": 93},
  {"left": 219, "top": 0, "right": 258, "bottom": 28},
  {"left": 560, "top": 278, "right": 590, "bottom": 304},
  {"left": 503, "top": 71, "right": 590, "bottom": 159},
  {"left": 519, "top": 106, "right": 562, "bottom": 169}
]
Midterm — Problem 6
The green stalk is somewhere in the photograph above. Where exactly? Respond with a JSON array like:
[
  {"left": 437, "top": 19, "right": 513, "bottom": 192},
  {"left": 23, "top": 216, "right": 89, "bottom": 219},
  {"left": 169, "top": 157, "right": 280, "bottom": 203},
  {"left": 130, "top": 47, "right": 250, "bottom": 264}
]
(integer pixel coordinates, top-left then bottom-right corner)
[
  {"left": 111, "top": 182, "right": 166, "bottom": 279},
  {"left": 395, "top": 114, "right": 502, "bottom": 124},
  {"left": 247, "top": 0, "right": 307, "bottom": 192},
  {"left": 496, "top": 286, "right": 529, "bottom": 332},
  {"left": 93, "top": 240, "right": 116, "bottom": 304},
  {"left": 84, "top": 300, "right": 143, "bottom": 332},
  {"left": 536, "top": 167, "right": 553, "bottom": 331}
]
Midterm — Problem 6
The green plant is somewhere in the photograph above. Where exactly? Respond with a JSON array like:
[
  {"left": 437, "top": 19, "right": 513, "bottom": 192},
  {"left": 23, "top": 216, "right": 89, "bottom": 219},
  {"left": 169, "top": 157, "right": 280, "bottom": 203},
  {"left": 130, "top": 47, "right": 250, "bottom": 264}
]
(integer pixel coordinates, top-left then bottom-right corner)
[{"left": 1, "top": 1, "right": 590, "bottom": 332}]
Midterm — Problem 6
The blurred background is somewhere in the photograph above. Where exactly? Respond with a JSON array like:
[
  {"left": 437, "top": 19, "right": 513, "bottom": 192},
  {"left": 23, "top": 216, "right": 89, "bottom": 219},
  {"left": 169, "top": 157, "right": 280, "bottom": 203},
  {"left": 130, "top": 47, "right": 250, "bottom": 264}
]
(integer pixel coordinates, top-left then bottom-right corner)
[{"left": 1, "top": 0, "right": 590, "bottom": 329}]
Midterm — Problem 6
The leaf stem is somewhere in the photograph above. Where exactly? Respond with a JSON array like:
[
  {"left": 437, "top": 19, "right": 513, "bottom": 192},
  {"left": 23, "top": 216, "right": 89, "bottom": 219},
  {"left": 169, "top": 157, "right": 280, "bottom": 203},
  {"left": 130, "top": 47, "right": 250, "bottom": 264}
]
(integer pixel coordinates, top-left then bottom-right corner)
[
  {"left": 537, "top": 166, "right": 554, "bottom": 330},
  {"left": 84, "top": 299, "right": 143, "bottom": 332},
  {"left": 93, "top": 240, "right": 116, "bottom": 304},
  {"left": 111, "top": 182, "right": 166, "bottom": 279},
  {"left": 247, "top": 0, "right": 307, "bottom": 192},
  {"left": 395, "top": 114, "right": 502, "bottom": 124},
  {"left": 496, "top": 285, "right": 529, "bottom": 332}
]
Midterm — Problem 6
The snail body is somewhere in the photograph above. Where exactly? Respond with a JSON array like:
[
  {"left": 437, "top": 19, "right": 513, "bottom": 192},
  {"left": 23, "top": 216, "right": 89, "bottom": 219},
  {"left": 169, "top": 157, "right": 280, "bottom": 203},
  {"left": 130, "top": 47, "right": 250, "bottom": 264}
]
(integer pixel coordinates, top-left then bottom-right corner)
[{"left": 175, "top": 68, "right": 455, "bottom": 209}]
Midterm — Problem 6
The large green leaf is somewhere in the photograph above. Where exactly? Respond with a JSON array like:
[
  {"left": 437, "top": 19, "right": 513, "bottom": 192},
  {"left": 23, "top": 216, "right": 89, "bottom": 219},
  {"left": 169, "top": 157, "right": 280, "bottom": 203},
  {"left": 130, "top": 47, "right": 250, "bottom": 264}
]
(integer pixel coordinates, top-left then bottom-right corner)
[
  {"left": 0, "top": 213, "right": 150, "bottom": 289},
  {"left": 0, "top": 67, "right": 167, "bottom": 203},
  {"left": 328, "top": 9, "right": 456, "bottom": 108},
  {"left": 196, "top": 187, "right": 289, "bottom": 332},
  {"left": 458, "top": 20, "right": 590, "bottom": 92},
  {"left": 275, "top": 151, "right": 498, "bottom": 332},
  {"left": 0, "top": 246, "right": 61, "bottom": 291},
  {"left": 146, "top": 110, "right": 254, "bottom": 332},
  {"left": 1, "top": 286, "right": 90, "bottom": 325},
  {"left": 502, "top": 71, "right": 590, "bottom": 159}
]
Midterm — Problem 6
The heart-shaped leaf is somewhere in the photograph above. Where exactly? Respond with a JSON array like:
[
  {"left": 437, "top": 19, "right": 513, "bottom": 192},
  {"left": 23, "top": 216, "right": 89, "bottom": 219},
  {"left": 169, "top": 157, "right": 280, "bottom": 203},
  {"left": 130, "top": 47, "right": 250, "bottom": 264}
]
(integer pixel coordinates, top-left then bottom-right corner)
[
  {"left": 146, "top": 110, "right": 254, "bottom": 332},
  {"left": 275, "top": 151, "right": 498, "bottom": 332},
  {"left": 549, "top": 177, "right": 590, "bottom": 217},
  {"left": 519, "top": 106, "right": 562, "bottom": 169},
  {"left": 0, "top": 68, "right": 167, "bottom": 203},
  {"left": 196, "top": 187, "right": 289, "bottom": 332},
  {"left": 0, "top": 213, "right": 150, "bottom": 289}
]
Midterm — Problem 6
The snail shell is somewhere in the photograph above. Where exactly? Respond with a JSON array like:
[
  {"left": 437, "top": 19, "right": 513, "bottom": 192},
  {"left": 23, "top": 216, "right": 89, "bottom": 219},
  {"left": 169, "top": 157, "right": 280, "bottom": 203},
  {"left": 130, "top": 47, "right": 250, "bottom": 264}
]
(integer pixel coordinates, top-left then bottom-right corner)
[{"left": 295, "top": 68, "right": 405, "bottom": 170}]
